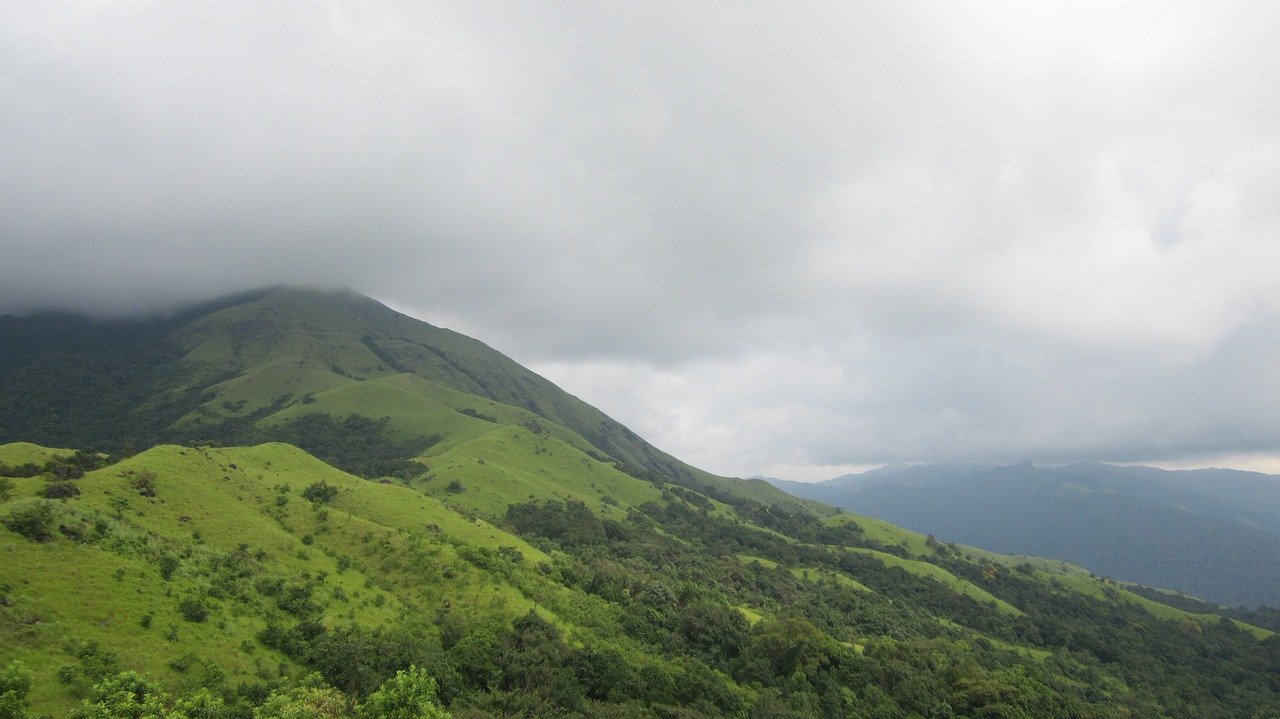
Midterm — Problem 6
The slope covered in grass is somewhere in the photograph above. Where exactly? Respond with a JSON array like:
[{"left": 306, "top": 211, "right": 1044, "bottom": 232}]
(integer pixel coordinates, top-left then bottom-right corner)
[
  {"left": 3, "top": 440, "right": 1280, "bottom": 718},
  {"left": 0, "top": 287, "right": 808, "bottom": 511}
]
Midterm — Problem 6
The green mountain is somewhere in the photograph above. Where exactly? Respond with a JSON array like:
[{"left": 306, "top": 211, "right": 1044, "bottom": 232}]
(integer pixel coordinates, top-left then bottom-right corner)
[
  {"left": 0, "top": 287, "right": 788, "bottom": 507},
  {"left": 2, "top": 288, "right": 1279, "bottom": 719},
  {"left": 768, "top": 462, "right": 1280, "bottom": 608}
]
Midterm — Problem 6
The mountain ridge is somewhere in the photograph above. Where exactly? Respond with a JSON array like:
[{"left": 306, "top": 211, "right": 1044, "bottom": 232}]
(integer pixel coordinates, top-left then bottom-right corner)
[
  {"left": 768, "top": 460, "right": 1280, "bottom": 607},
  {"left": 0, "top": 286, "right": 799, "bottom": 510}
]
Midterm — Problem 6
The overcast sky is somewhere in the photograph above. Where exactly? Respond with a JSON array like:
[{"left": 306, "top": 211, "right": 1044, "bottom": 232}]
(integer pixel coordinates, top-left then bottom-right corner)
[{"left": 4, "top": 2, "right": 1280, "bottom": 479}]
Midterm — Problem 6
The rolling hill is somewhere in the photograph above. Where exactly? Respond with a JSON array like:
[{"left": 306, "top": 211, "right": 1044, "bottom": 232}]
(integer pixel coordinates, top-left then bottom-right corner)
[
  {"left": 768, "top": 462, "right": 1280, "bottom": 608},
  {"left": 2, "top": 288, "right": 1279, "bottom": 718}
]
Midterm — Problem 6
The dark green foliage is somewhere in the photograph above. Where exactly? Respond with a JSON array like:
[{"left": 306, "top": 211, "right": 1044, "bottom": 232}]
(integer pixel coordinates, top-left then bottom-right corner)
[
  {"left": 253, "top": 414, "right": 436, "bottom": 480},
  {"left": 47, "top": 451, "right": 108, "bottom": 478},
  {"left": 42, "top": 481, "right": 80, "bottom": 499},
  {"left": 504, "top": 500, "right": 606, "bottom": 548},
  {"left": 1128, "top": 586, "right": 1280, "bottom": 633},
  {"left": 0, "top": 464, "right": 40, "bottom": 479},
  {"left": 157, "top": 554, "right": 179, "bottom": 581},
  {"left": 456, "top": 408, "right": 496, "bottom": 423},
  {"left": 130, "top": 471, "right": 157, "bottom": 497},
  {"left": 177, "top": 597, "right": 209, "bottom": 623},
  {"left": 0, "top": 336, "right": 201, "bottom": 453},
  {"left": 2, "top": 501, "right": 56, "bottom": 542},
  {"left": 301, "top": 481, "right": 340, "bottom": 504}
]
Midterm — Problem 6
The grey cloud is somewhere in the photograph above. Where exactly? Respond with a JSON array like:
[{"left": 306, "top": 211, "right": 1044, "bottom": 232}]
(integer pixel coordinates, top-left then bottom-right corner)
[{"left": 3, "top": 2, "right": 1280, "bottom": 473}]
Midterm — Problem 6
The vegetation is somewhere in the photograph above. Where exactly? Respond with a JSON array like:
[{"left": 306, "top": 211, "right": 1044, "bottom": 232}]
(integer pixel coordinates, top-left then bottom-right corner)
[
  {"left": 1, "top": 441, "right": 1277, "bottom": 717},
  {"left": 772, "top": 461, "right": 1280, "bottom": 607},
  {"left": 0, "top": 288, "right": 1277, "bottom": 718}
]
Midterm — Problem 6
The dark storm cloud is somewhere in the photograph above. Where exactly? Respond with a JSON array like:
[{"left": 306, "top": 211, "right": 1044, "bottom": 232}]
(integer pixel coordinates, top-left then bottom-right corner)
[{"left": 3, "top": 2, "right": 1280, "bottom": 476}]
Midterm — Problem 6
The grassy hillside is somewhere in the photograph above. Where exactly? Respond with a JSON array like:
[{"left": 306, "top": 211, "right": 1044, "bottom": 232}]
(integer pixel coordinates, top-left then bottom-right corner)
[
  {"left": 3, "top": 288, "right": 1280, "bottom": 717},
  {"left": 3, "top": 441, "right": 1280, "bottom": 717},
  {"left": 0, "top": 287, "right": 805, "bottom": 511}
]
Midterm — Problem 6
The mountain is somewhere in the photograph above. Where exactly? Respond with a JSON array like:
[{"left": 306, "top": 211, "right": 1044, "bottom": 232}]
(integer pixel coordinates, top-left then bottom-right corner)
[
  {"left": 0, "top": 287, "right": 790, "bottom": 508},
  {"left": 2, "top": 288, "right": 1280, "bottom": 718},
  {"left": 769, "top": 461, "right": 1280, "bottom": 607}
]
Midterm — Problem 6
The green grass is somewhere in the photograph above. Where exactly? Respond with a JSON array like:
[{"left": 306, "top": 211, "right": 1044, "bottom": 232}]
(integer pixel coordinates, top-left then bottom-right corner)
[
  {"left": 737, "top": 554, "right": 872, "bottom": 593},
  {"left": 0, "top": 442, "right": 591, "bottom": 715},
  {"left": 1035, "top": 571, "right": 1273, "bottom": 640},
  {"left": 0, "top": 442, "right": 75, "bottom": 466},
  {"left": 416, "top": 425, "right": 665, "bottom": 519}
]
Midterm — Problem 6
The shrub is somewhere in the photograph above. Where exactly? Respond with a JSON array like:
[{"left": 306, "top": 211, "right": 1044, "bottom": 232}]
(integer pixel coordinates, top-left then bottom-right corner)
[
  {"left": 130, "top": 471, "right": 157, "bottom": 497},
  {"left": 0, "top": 660, "right": 33, "bottom": 719},
  {"left": 3, "top": 501, "right": 56, "bottom": 542},
  {"left": 168, "top": 651, "right": 198, "bottom": 673},
  {"left": 0, "top": 463, "right": 40, "bottom": 478},
  {"left": 42, "top": 481, "right": 81, "bottom": 499},
  {"left": 178, "top": 597, "right": 209, "bottom": 623},
  {"left": 360, "top": 665, "right": 451, "bottom": 719},
  {"left": 302, "top": 481, "right": 339, "bottom": 504},
  {"left": 158, "top": 554, "right": 180, "bottom": 581}
]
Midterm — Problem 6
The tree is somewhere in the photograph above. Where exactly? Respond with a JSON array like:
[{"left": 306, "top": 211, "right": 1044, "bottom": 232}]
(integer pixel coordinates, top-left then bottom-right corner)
[
  {"left": 302, "top": 482, "right": 340, "bottom": 504},
  {"left": 0, "top": 661, "right": 32, "bottom": 719},
  {"left": 172, "top": 688, "right": 227, "bottom": 719},
  {"left": 71, "top": 671, "right": 173, "bottom": 719},
  {"left": 2, "top": 501, "right": 56, "bottom": 542},
  {"left": 359, "top": 666, "right": 450, "bottom": 719},
  {"left": 253, "top": 681, "right": 347, "bottom": 719}
]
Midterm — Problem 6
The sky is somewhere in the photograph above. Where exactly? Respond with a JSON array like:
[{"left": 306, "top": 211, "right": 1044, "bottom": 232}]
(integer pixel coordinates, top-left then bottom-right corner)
[{"left": 3, "top": 2, "right": 1280, "bottom": 480}]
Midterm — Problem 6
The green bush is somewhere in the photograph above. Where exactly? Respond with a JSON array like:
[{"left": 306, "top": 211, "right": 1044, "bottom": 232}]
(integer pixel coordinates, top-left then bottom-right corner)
[
  {"left": 130, "top": 471, "right": 157, "bottom": 497},
  {"left": 302, "top": 481, "right": 339, "bottom": 504},
  {"left": 359, "top": 666, "right": 451, "bottom": 719},
  {"left": 2, "top": 501, "right": 56, "bottom": 542},
  {"left": 0, "top": 660, "right": 32, "bottom": 719},
  {"left": 178, "top": 597, "right": 209, "bottom": 623},
  {"left": 42, "top": 481, "right": 81, "bottom": 499}
]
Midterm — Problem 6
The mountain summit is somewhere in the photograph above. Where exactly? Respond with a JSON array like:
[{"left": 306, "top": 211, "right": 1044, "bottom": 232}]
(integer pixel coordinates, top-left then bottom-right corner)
[{"left": 0, "top": 286, "right": 785, "bottom": 505}]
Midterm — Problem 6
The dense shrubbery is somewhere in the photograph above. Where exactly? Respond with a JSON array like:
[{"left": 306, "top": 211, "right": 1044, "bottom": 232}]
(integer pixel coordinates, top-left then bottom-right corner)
[
  {"left": 302, "top": 481, "right": 340, "bottom": 504},
  {"left": 2, "top": 500, "right": 56, "bottom": 542}
]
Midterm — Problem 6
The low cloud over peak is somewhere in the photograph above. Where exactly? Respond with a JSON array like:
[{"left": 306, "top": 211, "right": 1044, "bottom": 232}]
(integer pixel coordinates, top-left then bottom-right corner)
[{"left": 4, "top": 2, "right": 1280, "bottom": 476}]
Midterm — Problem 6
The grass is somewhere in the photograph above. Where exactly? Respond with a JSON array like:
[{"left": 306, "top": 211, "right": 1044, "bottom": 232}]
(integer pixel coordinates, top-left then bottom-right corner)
[
  {"left": 415, "top": 425, "right": 664, "bottom": 519},
  {"left": 0, "top": 442, "right": 588, "bottom": 715},
  {"left": 1035, "top": 571, "right": 1273, "bottom": 640},
  {"left": 737, "top": 554, "right": 872, "bottom": 593},
  {"left": 0, "top": 442, "right": 75, "bottom": 466}
]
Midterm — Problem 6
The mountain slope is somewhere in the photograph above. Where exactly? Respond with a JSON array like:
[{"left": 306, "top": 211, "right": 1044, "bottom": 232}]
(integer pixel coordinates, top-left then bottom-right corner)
[
  {"left": 3, "top": 290, "right": 1280, "bottom": 718},
  {"left": 5, "top": 440, "right": 1280, "bottom": 718},
  {"left": 0, "top": 286, "right": 794, "bottom": 508},
  {"left": 771, "top": 462, "right": 1280, "bottom": 607}
]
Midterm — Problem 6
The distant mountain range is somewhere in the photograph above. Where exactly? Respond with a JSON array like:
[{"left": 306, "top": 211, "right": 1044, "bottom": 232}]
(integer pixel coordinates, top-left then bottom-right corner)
[{"left": 767, "top": 461, "right": 1280, "bottom": 607}]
